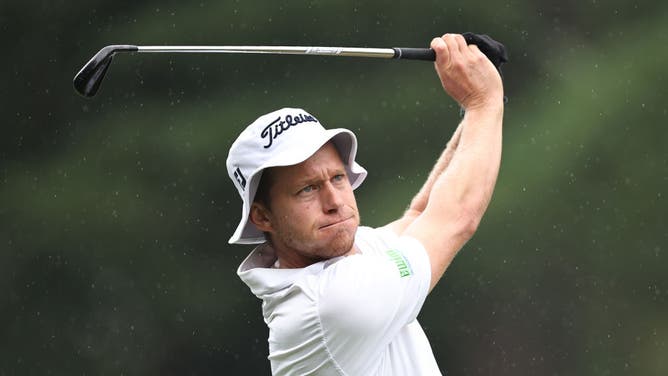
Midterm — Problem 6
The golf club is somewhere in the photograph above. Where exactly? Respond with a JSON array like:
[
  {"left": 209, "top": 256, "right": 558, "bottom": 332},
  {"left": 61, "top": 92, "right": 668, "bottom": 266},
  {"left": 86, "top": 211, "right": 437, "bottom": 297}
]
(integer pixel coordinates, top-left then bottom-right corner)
[
  {"left": 72, "top": 44, "right": 436, "bottom": 98},
  {"left": 73, "top": 35, "right": 506, "bottom": 98}
]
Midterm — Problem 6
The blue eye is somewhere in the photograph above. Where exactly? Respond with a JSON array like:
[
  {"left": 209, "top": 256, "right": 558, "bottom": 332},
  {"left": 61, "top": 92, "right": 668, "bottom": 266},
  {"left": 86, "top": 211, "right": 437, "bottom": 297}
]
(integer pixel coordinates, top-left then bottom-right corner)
[
  {"left": 332, "top": 174, "right": 345, "bottom": 182},
  {"left": 301, "top": 185, "right": 316, "bottom": 194}
]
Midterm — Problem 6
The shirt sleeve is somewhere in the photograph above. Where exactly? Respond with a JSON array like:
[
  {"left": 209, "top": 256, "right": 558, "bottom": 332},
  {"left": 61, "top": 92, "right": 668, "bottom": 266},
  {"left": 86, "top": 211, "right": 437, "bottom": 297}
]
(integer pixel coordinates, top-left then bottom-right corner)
[{"left": 315, "top": 234, "right": 432, "bottom": 373}]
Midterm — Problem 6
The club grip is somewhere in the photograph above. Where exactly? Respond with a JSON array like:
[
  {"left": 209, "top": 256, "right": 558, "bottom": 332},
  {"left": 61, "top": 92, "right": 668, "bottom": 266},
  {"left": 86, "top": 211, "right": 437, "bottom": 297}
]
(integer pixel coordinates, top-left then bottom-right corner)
[{"left": 392, "top": 48, "right": 436, "bottom": 61}]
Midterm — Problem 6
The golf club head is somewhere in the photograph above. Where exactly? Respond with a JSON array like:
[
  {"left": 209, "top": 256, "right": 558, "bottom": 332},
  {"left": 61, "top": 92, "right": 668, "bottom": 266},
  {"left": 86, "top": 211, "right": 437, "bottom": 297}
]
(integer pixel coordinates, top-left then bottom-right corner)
[{"left": 73, "top": 45, "right": 138, "bottom": 97}]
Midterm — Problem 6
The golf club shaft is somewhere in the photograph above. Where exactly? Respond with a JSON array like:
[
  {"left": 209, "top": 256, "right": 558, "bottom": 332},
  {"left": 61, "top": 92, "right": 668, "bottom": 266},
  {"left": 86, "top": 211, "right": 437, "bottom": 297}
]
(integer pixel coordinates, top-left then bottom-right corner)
[
  {"left": 137, "top": 45, "right": 398, "bottom": 58},
  {"left": 73, "top": 44, "right": 436, "bottom": 98}
]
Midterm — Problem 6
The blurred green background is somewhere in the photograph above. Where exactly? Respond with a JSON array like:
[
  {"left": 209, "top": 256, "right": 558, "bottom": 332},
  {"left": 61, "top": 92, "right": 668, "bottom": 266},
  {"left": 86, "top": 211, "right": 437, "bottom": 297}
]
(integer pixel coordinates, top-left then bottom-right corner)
[{"left": 2, "top": 1, "right": 667, "bottom": 374}]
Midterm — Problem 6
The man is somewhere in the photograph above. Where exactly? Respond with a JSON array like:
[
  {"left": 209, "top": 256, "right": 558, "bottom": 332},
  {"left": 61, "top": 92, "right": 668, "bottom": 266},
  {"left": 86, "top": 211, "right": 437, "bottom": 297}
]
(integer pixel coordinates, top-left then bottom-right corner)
[{"left": 226, "top": 33, "right": 504, "bottom": 375}]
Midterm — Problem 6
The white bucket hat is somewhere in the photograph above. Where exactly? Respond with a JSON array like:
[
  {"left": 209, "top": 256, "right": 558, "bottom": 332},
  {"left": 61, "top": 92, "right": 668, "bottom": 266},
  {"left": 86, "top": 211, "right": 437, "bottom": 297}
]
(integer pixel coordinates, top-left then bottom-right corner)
[{"left": 226, "top": 107, "right": 367, "bottom": 244}]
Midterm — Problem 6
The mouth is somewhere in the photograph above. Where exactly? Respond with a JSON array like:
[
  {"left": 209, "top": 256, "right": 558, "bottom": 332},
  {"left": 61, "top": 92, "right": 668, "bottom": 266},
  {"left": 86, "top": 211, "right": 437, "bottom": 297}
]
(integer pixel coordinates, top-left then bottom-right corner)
[{"left": 319, "top": 216, "right": 354, "bottom": 230}]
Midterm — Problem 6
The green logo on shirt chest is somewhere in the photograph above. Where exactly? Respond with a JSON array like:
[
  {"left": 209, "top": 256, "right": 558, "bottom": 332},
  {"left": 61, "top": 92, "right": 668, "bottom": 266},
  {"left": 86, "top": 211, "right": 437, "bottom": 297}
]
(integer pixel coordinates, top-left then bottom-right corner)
[{"left": 386, "top": 249, "right": 413, "bottom": 278}]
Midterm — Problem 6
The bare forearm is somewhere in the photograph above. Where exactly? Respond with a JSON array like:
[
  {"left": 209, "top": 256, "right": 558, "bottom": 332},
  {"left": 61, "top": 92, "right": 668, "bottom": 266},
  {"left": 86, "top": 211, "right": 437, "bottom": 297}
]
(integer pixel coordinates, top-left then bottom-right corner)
[
  {"left": 409, "top": 103, "right": 503, "bottom": 290},
  {"left": 430, "top": 105, "right": 503, "bottom": 219},
  {"left": 407, "top": 121, "right": 464, "bottom": 214}
]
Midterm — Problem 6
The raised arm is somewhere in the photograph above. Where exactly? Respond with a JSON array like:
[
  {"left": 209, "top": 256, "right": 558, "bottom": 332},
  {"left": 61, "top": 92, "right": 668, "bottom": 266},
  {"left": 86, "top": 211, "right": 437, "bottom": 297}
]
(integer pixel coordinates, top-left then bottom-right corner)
[{"left": 399, "top": 34, "right": 504, "bottom": 291}]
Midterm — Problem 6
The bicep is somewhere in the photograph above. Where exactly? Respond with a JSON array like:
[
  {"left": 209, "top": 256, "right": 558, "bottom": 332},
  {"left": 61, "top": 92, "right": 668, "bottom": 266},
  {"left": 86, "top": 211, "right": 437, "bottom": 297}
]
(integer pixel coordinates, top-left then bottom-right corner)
[
  {"left": 382, "top": 203, "right": 470, "bottom": 289},
  {"left": 403, "top": 200, "right": 478, "bottom": 291}
]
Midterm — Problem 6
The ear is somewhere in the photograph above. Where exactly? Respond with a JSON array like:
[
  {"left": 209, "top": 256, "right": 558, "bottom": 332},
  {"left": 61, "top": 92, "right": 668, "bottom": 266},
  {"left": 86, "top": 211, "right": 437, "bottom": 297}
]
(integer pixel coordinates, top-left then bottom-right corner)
[{"left": 249, "top": 202, "right": 274, "bottom": 233}]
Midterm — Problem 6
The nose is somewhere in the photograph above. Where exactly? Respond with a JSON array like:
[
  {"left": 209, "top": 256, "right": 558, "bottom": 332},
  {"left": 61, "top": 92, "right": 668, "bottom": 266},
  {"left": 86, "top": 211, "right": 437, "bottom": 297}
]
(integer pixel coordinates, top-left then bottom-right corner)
[{"left": 320, "top": 181, "right": 343, "bottom": 214}]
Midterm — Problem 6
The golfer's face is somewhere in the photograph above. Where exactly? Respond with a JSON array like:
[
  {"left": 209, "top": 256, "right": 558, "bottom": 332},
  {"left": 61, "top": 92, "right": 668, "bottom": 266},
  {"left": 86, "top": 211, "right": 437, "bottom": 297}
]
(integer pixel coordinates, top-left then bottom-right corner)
[{"left": 267, "top": 143, "right": 359, "bottom": 265}]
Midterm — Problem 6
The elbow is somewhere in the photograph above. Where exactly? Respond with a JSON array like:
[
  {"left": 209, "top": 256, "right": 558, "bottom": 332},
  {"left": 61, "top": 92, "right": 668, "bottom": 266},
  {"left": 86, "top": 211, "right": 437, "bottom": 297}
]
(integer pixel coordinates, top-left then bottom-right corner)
[
  {"left": 454, "top": 187, "right": 494, "bottom": 239},
  {"left": 461, "top": 214, "right": 480, "bottom": 241},
  {"left": 456, "top": 204, "right": 484, "bottom": 240}
]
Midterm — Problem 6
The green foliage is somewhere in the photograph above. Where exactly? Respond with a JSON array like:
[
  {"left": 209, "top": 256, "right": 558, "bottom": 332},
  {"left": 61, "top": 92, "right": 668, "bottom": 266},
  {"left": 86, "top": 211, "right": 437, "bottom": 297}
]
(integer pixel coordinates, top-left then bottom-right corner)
[{"left": 1, "top": 1, "right": 667, "bottom": 374}]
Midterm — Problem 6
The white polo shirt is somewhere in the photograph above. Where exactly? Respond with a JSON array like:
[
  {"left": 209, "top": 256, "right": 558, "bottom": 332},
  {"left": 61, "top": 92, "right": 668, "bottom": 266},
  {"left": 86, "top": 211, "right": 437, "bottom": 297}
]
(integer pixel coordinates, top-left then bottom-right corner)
[{"left": 237, "top": 226, "right": 441, "bottom": 376}]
